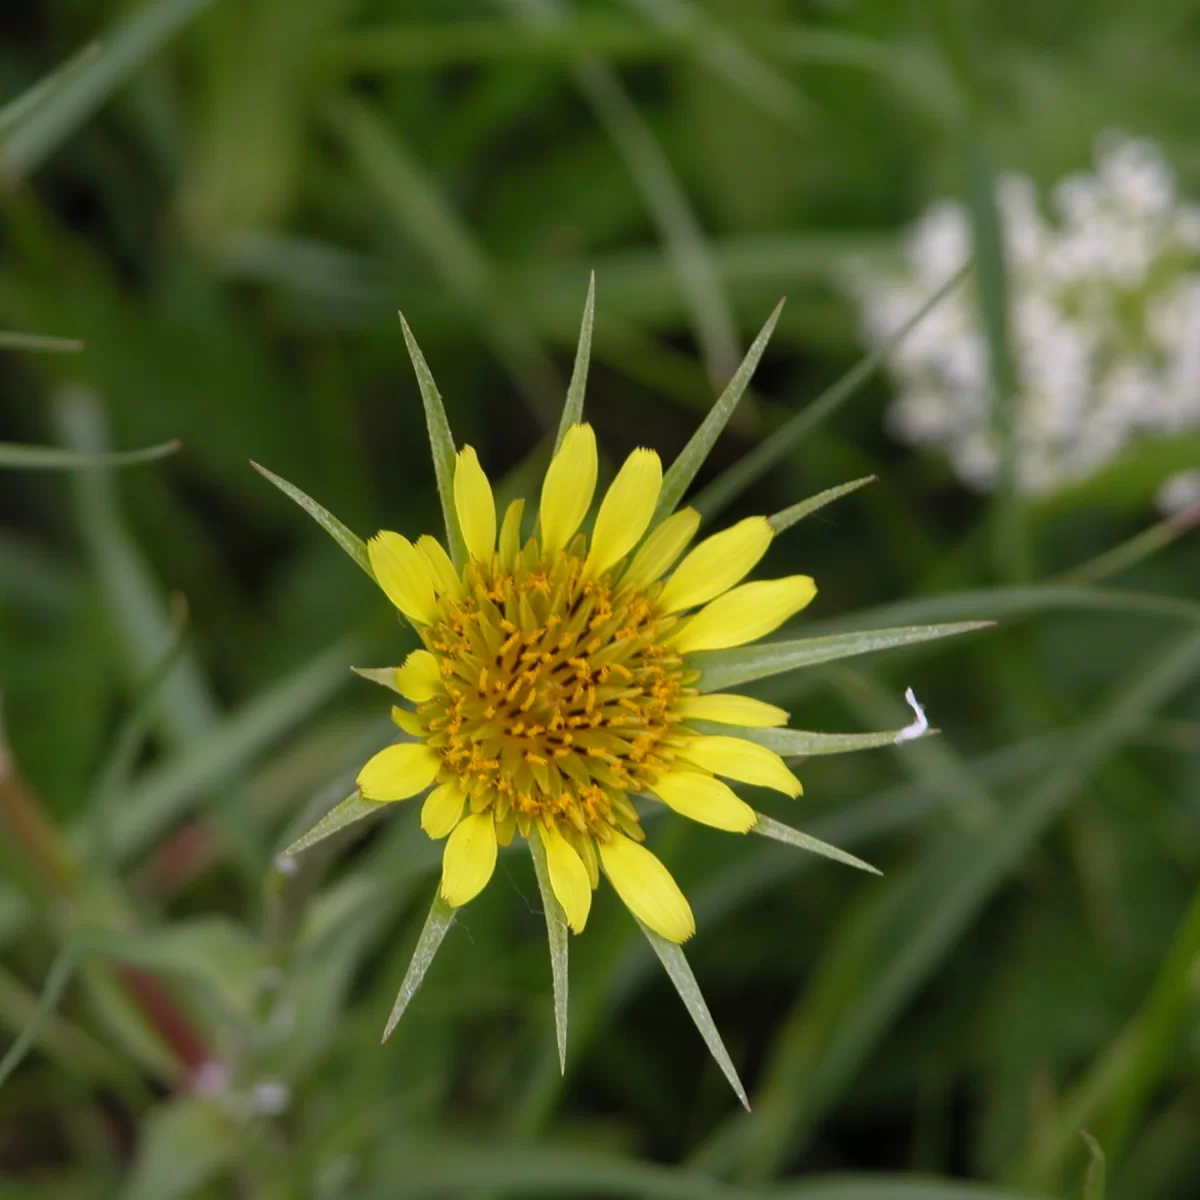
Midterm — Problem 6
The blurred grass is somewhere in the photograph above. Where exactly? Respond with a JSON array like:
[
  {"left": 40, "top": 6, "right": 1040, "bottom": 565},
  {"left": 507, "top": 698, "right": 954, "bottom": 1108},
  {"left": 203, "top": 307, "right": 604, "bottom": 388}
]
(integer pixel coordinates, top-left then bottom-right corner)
[{"left": 1, "top": 1, "right": 1200, "bottom": 1198}]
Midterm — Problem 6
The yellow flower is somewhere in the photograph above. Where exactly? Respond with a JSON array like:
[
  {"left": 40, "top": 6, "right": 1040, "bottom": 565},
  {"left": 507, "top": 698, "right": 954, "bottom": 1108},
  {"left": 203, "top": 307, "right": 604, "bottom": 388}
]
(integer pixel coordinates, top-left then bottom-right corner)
[{"left": 356, "top": 422, "right": 814, "bottom": 943}]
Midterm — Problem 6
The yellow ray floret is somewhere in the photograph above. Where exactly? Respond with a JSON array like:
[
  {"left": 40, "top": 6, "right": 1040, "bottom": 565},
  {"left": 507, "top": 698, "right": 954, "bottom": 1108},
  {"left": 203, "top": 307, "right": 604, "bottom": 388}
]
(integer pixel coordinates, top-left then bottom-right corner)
[
  {"left": 658, "top": 516, "right": 773, "bottom": 613},
  {"left": 539, "top": 423, "right": 597, "bottom": 554},
  {"left": 540, "top": 821, "right": 592, "bottom": 932},
  {"left": 498, "top": 497, "right": 525, "bottom": 568},
  {"left": 671, "top": 575, "right": 817, "bottom": 654},
  {"left": 418, "top": 534, "right": 462, "bottom": 601},
  {"left": 622, "top": 507, "right": 699, "bottom": 590},
  {"left": 599, "top": 832, "right": 695, "bottom": 943},
  {"left": 440, "top": 811, "right": 498, "bottom": 906},
  {"left": 358, "top": 741, "right": 442, "bottom": 801},
  {"left": 454, "top": 446, "right": 496, "bottom": 563},
  {"left": 421, "top": 781, "right": 465, "bottom": 838},
  {"left": 675, "top": 693, "right": 790, "bottom": 727},
  {"left": 368, "top": 532, "right": 439, "bottom": 625},
  {"left": 391, "top": 705, "right": 424, "bottom": 737},
  {"left": 675, "top": 735, "right": 802, "bottom": 797},
  {"left": 584, "top": 448, "right": 663, "bottom": 578},
  {"left": 649, "top": 769, "right": 758, "bottom": 832},
  {"left": 395, "top": 649, "right": 443, "bottom": 703}
]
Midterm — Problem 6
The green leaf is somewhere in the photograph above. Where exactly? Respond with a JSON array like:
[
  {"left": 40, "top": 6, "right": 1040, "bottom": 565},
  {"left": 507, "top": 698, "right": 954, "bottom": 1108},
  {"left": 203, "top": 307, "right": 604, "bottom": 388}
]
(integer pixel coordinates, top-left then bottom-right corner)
[
  {"left": 692, "top": 264, "right": 968, "bottom": 521},
  {"left": 351, "top": 665, "right": 402, "bottom": 693},
  {"left": 381, "top": 892, "right": 456, "bottom": 1042},
  {"left": 121, "top": 1097, "right": 237, "bottom": 1200},
  {"left": 0, "top": 330, "right": 85, "bottom": 354},
  {"left": 1081, "top": 1132, "right": 1106, "bottom": 1200},
  {"left": 655, "top": 298, "right": 784, "bottom": 521},
  {"left": 0, "top": 438, "right": 179, "bottom": 470},
  {"left": 528, "top": 827, "right": 570, "bottom": 1073},
  {"left": 768, "top": 476, "right": 876, "bottom": 535},
  {"left": 636, "top": 919, "right": 750, "bottom": 1111},
  {"left": 0, "top": 41, "right": 100, "bottom": 136},
  {"left": 0, "top": 0, "right": 216, "bottom": 180},
  {"left": 281, "top": 790, "right": 387, "bottom": 858},
  {"left": 719, "top": 724, "right": 933, "bottom": 757},
  {"left": 397, "top": 312, "right": 468, "bottom": 567},
  {"left": 554, "top": 272, "right": 596, "bottom": 452},
  {"left": 751, "top": 813, "right": 881, "bottom": 876},
  {"left": 251, "top": 459, "right": 372, "bottom": 579},
  {"left": 694, "top": 622, "right": 992, "bottom": 691}
]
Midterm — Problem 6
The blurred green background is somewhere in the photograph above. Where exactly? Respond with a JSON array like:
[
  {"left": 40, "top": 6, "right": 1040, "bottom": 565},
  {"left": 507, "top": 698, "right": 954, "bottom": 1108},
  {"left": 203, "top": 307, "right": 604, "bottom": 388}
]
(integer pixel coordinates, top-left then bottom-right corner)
[{"left": 2, "top": 1, "right": 1199, "bottom": 1198}]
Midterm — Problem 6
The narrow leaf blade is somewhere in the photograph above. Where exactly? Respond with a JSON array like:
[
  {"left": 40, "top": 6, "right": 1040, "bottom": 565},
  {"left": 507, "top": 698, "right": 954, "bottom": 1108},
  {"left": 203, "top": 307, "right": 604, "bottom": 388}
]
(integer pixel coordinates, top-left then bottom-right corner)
[
  {"left": 281, "top": 790, "right": 385, "bottom": 858},
  {"left": 752, "top": 813, "right": 881, "bottom": 875},
  {"left": 554, "top": 272, "right": 595, "bottom": 452},
  {"left": 655, "top": 298, "right": 784, "bottom": 521},
  {"left": 738, "top": 725, "right": 935, "bottom": 757},
  {"left": 397, "top": 312, "right": 467, "bottom": 566},
  {"left": 636, "top": 919, "right": 750, "bottom": 1110},
  {"left": 0, "top": 439, "right": 179, "bottom": 470},
  {"left": 695, "top": 622, "right": 992, "bottom": 692},
  {"left": 0, "top": 330, "right": 85, "bottom": 354},
  {"left": 769, "top": 476, "right": 876, "bottom": 535},
  {"left": 528, "top": 827, "right": 570, "bottom": 1073},
  {"left": 382, "top": 893, "right": 456, "bottom": 1041},
  {"left": 250, "top": 460, "right": 372, "bottom": 579}
]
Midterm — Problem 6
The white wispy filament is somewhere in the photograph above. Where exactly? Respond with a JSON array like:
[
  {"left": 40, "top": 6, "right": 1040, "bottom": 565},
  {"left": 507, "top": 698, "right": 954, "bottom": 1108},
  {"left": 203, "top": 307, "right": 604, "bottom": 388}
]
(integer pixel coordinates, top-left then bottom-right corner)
[{"left": 894, "top": 687, "right": 930, "bottom": 745}]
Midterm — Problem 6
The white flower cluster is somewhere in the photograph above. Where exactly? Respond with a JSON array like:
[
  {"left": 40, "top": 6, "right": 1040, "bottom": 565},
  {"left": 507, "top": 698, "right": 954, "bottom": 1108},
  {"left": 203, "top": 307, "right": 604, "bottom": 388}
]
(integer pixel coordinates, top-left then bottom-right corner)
[{"left": 846, "top": 133, "right": 1200, "bottom": 507}]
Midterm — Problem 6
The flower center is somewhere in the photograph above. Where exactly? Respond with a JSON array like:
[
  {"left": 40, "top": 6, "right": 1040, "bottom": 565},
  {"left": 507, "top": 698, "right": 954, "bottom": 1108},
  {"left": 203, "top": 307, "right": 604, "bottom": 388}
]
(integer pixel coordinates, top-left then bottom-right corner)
[{"left": 415, "top": 540, "right": 694, "bottom": 838}]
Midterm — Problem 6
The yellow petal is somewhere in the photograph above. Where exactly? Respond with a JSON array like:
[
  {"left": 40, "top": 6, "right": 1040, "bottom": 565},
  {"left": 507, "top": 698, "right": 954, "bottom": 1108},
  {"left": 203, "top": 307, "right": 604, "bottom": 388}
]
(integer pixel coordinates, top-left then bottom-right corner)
[
  {"left": 440, "top": 812, "right": 498, "bottom": 907},
  {"left": 394, "top": 649, "right": 442, "bottom": 703},
  {"left": 391, "top": 706, "right": 425, "bottom": 737},
  {"left": 357, "top": 742, "right": 441, "bottom": 801},
  {"left": 649, "top": 769, "right": 758, "bottom": 830},
  {"left": 599, "top": 832, "right": 695, "bottom": 943},
  {"left": 418, "top": 535, "right": 462, "bottom": 601},
  {"left": 540, "top": 822, "right": 592, "bottom": 933},
  {"left": 622, "top": 508, "right": 699, "bottom": 590},
  {"left": 499, "top": 497, "right": 525, "bottom": 569},
  {"left": 421, "top": 782, "right": 464, "bottom": 839},
  {"left": 675, "top": 693, "right": 790, "bottom": 728},
  {"left": 674, "top": 736, "right": 802, "bottom": 797},
  {"left": 671, "top": 575, "right": 816, "bottom": 654},
  {"left": 368, "top": 532, "right": 439, "bottom": 625},
  {"left": 584, "top": 448, "right": 662, "bottom": 578},
  {"left": 454, "top": 446, "right": 496, "bottom": 563},
  {"left": 658, "top": 516, "right": 773, "bottom": 613},
  {"left": 539, "top": 423, "right": 597, "bottom": 554}
]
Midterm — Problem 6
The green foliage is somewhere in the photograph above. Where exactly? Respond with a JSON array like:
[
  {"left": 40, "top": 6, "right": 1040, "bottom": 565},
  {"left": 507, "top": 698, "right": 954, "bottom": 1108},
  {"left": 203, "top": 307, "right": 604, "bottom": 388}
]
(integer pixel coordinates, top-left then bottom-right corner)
[{"left": 3, "top": 1, "right": 1200, "bottom": 1198}]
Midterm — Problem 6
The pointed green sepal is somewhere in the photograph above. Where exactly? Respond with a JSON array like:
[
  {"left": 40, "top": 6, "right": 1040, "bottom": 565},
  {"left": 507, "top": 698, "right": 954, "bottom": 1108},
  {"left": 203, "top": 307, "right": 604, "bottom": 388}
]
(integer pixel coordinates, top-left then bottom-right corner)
[
  {"left": 382, "top": 893, "right": 456, "bottom": 1041},
  {"left": 251, "top": 460, "right": 372, "bottom": 579},
  {"left": 281, "top": 791, "right": 385, "bottom": 858},
  {"left": 751, "top": 813, "right": 881, "bottom": 875},
  {"left": 695, "top": 621, "right": 993, "bottom": 692},
  {"left": 768, "top": 476, "right": 876, "bottom": 535},
  {"left": 397, "top": 312, "right": 467, "bottom": 567},
  {"left": 528, "top": 827, "right": 570, "bottom": 1074},
  {"left": 554, "top": 273, "right": 595, "bottom": 453},
  {"left": 636, "top": 919, "right": 750, "bottom": 1111},
  {"left": 1, "top": 437, "right": 179, "bottom": 469},
  {"left": 736, "top": 724, "right": 936, "bottom": 757},
  {"left": 655, "top": 298, "right": 785, "bottom": 523},
  {"left": 351, "top": 665, "right": 401, "bottom": 693}
]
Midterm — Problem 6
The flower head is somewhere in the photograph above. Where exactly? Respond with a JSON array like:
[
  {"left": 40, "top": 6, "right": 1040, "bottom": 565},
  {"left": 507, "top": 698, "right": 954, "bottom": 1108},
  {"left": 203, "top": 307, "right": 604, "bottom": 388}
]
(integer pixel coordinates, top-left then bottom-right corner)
[{"left": 358, "top": 421, "right": 814, "bottom": 941}]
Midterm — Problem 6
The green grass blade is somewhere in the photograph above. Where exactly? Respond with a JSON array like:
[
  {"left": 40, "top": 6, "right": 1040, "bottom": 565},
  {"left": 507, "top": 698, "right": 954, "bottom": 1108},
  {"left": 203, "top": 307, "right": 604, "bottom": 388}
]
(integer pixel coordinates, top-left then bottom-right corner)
[
  {"left": 692, "top": 265, "right": 968, "bottom": 523},
  {"left": 0, "top": 42, "right": 100, "bottom": 136},
  {"left": 281, "top": 791, "right": 387, "bottom": 859},
  {"left": 751, "top": 814, "right": 880, "bottom": 875},
  {"left": 737, "top": 725, "right": 934, "bottom": 756},
  {"left": 528, "top": 827, "right": 570, "bottom": 1073},
  {"left": 381, "top": 893, "right": 456, "bottom": 1042},
  {"left": 555, "top": 272, "right": 596, "bottom": 452},
  {"left": 0, "top": 0, "right": 216, "bottom": 181},
  {"left": 655, "top": 299, "right": 784, "bottom": 520},
  {"left": 694, "top": 622, "right": 992, "bottom": 691},
  {"left": 0, "top": 330, "right": 85, "bottom": 353},
  {"left": 1081, "top": 1132, "right": 1107, "bottom": 1200},
  {"left": 0, "top": 438, "right": 179, "bottom": 470},
  {"left": 251, "top": 459, "right": 372, "bottom": 579},
  {"left": 769, "top": 476, "right": 876, "bottom": 534},
  {"left": 396, "top": 312, "right": 468, "bottom": 566},
  {"left": 637, "top": 919, "right": 750, "bottom": 1111}
]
